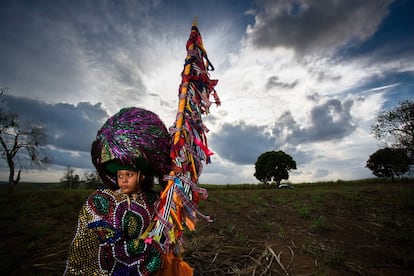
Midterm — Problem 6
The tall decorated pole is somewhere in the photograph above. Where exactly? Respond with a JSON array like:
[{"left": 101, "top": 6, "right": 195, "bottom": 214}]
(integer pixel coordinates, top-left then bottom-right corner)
[{"left": 143, "top": 17, "right": 220, "bottom": 269}]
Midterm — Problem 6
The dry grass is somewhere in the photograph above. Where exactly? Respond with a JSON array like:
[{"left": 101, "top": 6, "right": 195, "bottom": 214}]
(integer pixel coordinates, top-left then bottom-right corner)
[
  {"left": 1, "top": 179, "right": 413, "bottom": 275},
  {"left": 186, "top": 234, "right": 296, "bottom": 276}
]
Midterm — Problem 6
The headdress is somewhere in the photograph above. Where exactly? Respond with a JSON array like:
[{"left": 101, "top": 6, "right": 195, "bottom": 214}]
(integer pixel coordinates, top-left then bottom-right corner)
[{"left": 91, "top": 107, "right": 171, "bottom": 190}]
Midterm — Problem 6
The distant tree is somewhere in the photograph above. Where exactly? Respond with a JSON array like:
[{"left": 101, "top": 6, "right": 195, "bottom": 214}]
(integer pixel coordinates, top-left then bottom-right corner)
[
  {"left": 254, "top": 150, "right": 297, "bottom": 187},
  {"left": 371, "top": 100, "right": 414, "bottom": 163},
  {"left": 83, "top": 171, "right": 103, "bottom": 189},
  {"left": 0, "top": 87, "right": 49, "bottom": 193},
  {"left": 61, "top": 166, "right": 80, "bottom": 189},
  {"left": 366, "top": 147, "right": 410, "bottom": 181}
]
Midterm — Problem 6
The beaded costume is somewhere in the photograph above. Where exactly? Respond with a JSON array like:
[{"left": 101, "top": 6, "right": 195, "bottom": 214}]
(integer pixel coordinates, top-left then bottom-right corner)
[
  {"left": 64, "top": 107, "right": 171, "bottom": 275},
  {"left": 64, "top": 189, "right": 161, "bottom": 275}
]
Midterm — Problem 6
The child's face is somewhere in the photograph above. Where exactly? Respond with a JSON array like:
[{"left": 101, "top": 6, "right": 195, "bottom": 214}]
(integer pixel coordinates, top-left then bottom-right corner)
[{"left": 117, "top": 170, "right": 140, "bottom": 194}]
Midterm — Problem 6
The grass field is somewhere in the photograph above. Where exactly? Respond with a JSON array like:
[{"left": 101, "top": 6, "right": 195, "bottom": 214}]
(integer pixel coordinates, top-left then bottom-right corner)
[{"left": 0, "top": 178, "right": 413, "bottom": 275}]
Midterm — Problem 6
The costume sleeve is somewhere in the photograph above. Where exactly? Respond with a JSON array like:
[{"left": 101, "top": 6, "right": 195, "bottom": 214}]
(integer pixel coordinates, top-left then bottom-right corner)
[{"left": 64, "top": 203, "right": 102, "bottom": 275}]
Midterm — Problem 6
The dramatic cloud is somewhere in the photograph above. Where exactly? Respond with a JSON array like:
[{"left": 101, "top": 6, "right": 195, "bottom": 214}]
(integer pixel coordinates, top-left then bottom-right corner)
[
  {"left": 1, "top": 0, "right": 413, "bottom": 184},
  {"left": 211, "top": 122, "right": 275, "bottom": 165},
  {"left": 271, "top": 98, "right": 356, "bottom": 145},
  {"left": 247, "top": 0, "right": 394, "bottom": 55},
  {"left": 3, "top": 95, "right": 108, "bottom": 152}
]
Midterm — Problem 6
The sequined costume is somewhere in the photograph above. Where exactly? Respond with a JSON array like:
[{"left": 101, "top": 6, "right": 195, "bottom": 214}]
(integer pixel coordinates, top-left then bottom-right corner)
[
  {"left": 64, "top": 189, "right": 162, "bottom": 275},
  {"left": 65, "top": 107, "right": 172, "bottom": 275}
]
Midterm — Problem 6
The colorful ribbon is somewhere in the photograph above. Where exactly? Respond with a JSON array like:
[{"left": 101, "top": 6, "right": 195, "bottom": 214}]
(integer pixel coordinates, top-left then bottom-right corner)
[{"left": 143, "top": 19, "right": 220, "bottom": 255}]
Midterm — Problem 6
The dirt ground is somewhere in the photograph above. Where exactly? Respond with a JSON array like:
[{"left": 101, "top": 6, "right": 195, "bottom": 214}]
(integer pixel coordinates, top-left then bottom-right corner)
[
  {"left": 184, "top": 187, "right": 414, "bottom": 275},
  {"left": 1, "top": 182, "right": 413, "bottom": 275}
]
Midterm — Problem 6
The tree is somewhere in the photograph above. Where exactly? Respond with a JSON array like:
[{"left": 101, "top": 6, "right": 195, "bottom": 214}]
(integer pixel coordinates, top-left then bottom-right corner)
[
  {"left": 371, "top": 100, "right": 414, "bottom": 163},
  {"left": 254, "top": 150, "right": 297, "bottom": 187},
  {"left": 83, "top": 171, "right": 103, "bottom": 189},
  {"left": 0, "top": 88, "right": 49, "bottom": 193},
  {"left": 61, "top": 166, "right": 80, "bottom": 189},
  {"left": 366, "top": 147, "right": 410, "bottom": 181}
]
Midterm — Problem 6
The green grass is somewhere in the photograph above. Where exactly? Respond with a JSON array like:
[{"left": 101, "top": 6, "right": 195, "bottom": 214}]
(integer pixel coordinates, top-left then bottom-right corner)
[
  {"left": 295, "top": 203, "right": 313, "bottom": 219},
  {"left": 309, "top": 216, "right": 328, "bottom": 232}
]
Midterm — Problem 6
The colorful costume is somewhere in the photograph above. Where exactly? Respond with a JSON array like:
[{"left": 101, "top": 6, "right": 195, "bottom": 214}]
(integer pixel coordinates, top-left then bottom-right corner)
[
  {"left": 64, "top": 189, "right": 161, "bottom": 275},
  {"left": 65, "top": 20, "right": 219, "bottom": 275},
  {"left": 64, "top": 107, "right": 171, "bottom": 275}
]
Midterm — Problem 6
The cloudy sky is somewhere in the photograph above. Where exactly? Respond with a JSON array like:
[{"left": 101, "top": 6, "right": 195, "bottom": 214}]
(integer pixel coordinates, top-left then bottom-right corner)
[{"left": 1, "top": 0, "right": 413, "bottom": 184}]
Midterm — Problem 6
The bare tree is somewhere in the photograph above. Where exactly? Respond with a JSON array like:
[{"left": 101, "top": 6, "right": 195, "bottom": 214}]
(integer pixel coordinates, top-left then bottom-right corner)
[
  {"left": 83, "top": 171, "right": 103, "bottom": 189},
  {"left": 0, "top": 87, "right": 49, "bottom": 193},
  {"left": 61, "top": 166, "right": 80, "bottom": 189}
]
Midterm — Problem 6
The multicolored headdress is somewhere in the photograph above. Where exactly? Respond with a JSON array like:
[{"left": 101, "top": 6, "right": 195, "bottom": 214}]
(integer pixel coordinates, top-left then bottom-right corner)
[{"left": 91, "top": 107, "right": 171, "bottom": 190}]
